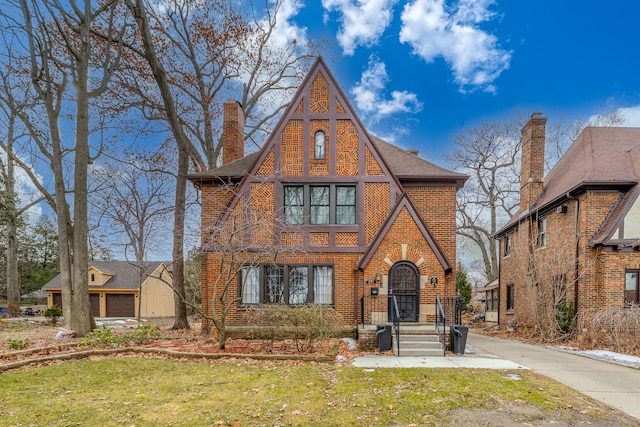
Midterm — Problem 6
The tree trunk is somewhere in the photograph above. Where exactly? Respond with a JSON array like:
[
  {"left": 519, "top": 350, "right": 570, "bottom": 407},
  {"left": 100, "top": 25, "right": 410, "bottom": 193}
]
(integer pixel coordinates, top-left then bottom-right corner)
[
  {"left": 128, "top": 0, "right": 191, "bottom": 329},
  {"left": 5, "top": 122, "right": 20, "bottom": 306}
]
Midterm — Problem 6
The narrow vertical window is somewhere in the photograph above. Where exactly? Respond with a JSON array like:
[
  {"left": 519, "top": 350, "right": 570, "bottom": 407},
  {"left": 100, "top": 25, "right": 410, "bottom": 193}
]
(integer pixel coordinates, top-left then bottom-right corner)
[
  {"left": 314, "top": 130, "right": 326, "bottom": 159},
  {"left": 90, "top": 273, "right": 95, "bottom": 282},
  {"left": 503, "top": 234, "right": 511, "bottom": 256},
  {"left": 288, "top": 266, "right": 309, "bottom": 304},
  {"left": 506, "top": 284, "right": 515, "bottom": 311},
  {"left": 313, "top": 266, "right": 333, "bottom": 304},
  {"left": 284, "top": 186, "right": 304, "bottom": 225},
  {"left": 626, "top": 271, "right": 639, "bottom": 305},
  {"left": 265, "top": 266, "right": 284, "bottom": 303},
  {"left": 336, "top": 186, "right": 356, "bottom": 224},
  {"left": 310, "top": 186, "right": 330, "bottom": 224},
  {"left": 537, "top": 217, "right": 547, "bottom": 247},
  {"left": 239, "top": 267, "right": 260, "bottom": 304}
]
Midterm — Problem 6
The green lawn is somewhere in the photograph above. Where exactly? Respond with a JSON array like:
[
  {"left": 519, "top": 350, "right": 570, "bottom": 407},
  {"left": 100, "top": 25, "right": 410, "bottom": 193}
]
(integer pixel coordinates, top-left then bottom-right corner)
[{"left": 0, "top": 357, "right": 632, "bottom": 426}]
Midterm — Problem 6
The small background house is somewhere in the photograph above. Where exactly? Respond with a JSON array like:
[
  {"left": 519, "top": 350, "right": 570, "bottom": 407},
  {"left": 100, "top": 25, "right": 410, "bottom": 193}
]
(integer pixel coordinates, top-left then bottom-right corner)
[{"left": 42, "top": 261, "right": 175, "bottom": 318}]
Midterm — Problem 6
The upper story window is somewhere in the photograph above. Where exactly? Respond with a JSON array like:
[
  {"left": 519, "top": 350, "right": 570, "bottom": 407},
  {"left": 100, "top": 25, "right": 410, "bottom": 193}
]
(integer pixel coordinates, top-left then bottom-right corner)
[
  {"left": 314, "top": 130, "right": 326, "bottom": 159},
  {"left": 284, "top": 184, "right": 356, "bottom": 225},
  {"left": 537, "top": 217, "right": 547, "bottom": 248},
  {"left": 90, "top": 273, "right": 95, "bottom": 282},
  {"left": 503, "top": 234, "right": 511, "bottom": 257}
]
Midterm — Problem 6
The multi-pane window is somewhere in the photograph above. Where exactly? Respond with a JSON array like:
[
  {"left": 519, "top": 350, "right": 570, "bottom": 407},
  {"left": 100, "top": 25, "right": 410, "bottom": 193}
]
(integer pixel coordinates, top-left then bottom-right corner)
[
  {"left": 336, "top": 186, "right": 356, "bottom": 224},
  {"left": 506, "top": 284, "right": 515, "bottom": 311},
  {"left": 310, "top": 186, "right": 330, "bottom": 224},
  {"left": 239, "top": 264, "right": 334, "bottom": 305},
  {"left": 284, "top": 184, "right": 356, "bottom": 225},
  {"left": 314, "top": 130, "right": 326, "bottom": 160},
  {"left": 503, "top": 234, "right": 511, "bottom": 256},
  {"left": 625, "top": 270, "right": 639, "bottom": 305},
  {"left": 284, "top": 186, "right": 305, "bottom": 225},
  {"left": 537, "top": 217, "right": 547, "bottom": 247},
  {"left": 486, "top": 288, "right": 499, "bottom": 311}
]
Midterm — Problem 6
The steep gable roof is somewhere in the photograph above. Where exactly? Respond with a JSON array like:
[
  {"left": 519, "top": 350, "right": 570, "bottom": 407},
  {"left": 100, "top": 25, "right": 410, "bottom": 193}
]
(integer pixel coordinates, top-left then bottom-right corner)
[
  {"left": 187, "top": 57, "right": 466, "bottom": 188},
  {"left": 497, "top": 127, "right": 640, "bottom": 237},
  {"left": 42, "top": 261, "right": 169, "bottom": 290},
  {"left": 357, "top": 193, "right": 452, "bottom": 271}
]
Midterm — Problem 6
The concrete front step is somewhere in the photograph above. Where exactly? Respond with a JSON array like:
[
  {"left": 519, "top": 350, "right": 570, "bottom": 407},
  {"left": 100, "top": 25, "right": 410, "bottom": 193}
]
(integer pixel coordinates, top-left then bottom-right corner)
[{"left": 395, "top": 334, "right": 445, "bottom": 357}]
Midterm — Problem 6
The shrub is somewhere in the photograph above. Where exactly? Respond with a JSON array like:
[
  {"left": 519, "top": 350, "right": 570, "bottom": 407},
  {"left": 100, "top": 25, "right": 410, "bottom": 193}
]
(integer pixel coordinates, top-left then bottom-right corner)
[
  {"left": 7, "top": 337, "right": 29, "bottom": 350},
  {"left": 579, "top": 306, "right": 640, "bottom": 352},
  {"left": 44, "top": 305, "right": 63, "bottom": 326},
  {"left": 555, "top": 302, "right": 575, "bottom": 333},
  {"left": 123, "top": 323, "right": 160, "bottom": 344},
  {"left": 243, "top": 304, "right": 344, "bottom": 353},
  {"left": 80, "top": 326, "right": 122, "bottom": 347}
]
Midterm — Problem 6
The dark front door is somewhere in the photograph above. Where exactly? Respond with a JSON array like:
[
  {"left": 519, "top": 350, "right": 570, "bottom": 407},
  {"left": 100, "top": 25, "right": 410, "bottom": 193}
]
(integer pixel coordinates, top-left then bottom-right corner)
[{"left": 389, "top": 262, "right": 419, "bottom": 322}]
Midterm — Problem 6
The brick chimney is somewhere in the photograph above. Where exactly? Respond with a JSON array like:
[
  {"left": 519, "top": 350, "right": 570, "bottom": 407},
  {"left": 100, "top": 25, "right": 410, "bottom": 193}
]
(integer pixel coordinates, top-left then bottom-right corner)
[
  {"left": 519, "top": 112, "right": 546, "bottom": 212},
  {"left": 222, "top": 100, "right": 245, "bottom": 165}
]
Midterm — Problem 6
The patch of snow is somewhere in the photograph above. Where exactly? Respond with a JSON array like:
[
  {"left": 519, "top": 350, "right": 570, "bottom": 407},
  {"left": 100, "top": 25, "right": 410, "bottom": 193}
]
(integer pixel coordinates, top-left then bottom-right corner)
[
  {"left": 342, "top": 337, "right": 357, "bottom": 350},
  {"left": 553, "top": 346, "right": 640, "bottom": 369}
]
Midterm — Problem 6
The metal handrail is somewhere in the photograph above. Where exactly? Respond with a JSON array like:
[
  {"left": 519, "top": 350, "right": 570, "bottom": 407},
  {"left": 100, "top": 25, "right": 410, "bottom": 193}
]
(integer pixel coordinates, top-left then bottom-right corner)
[
  {"left": 435, "top": 296, "right": 447, "bottom": 356},
  {"left": 389, "top": 294, "right": 400, "bottom": 357}
]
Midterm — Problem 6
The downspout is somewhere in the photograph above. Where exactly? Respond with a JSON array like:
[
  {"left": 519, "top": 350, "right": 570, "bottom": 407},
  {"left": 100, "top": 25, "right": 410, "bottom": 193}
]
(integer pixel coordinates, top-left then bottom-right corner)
[{"left": 566, "top": 191, "right": 580, "bottom": 315}]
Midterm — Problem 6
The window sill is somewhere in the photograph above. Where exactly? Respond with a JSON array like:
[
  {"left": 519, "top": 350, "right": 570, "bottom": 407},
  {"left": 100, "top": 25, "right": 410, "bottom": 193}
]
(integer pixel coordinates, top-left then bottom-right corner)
[{"left": 506, "top": 309, "right": 514, "bottom": 314}]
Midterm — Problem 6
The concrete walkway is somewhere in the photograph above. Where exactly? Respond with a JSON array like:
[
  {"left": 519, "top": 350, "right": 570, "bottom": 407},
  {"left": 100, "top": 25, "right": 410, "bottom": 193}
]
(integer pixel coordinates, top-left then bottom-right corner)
[{"left": 352, "top": 332, "right": 640, "bottom": 421}]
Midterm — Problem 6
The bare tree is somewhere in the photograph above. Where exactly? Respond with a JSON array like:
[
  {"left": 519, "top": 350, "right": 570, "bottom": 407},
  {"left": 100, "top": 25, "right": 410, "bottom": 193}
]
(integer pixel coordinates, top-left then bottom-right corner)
[
  {"left": 119, "top": 0, "right": 321, "bottom": 330},
  {"left": 190, "top": 186, "right": 303, "bottom": 349},
  {"left": 0, "top": 0, "right": 125, "bottom": 334},
  {"left": 447, "top": 117, "right": 524, "bottom": 281}
]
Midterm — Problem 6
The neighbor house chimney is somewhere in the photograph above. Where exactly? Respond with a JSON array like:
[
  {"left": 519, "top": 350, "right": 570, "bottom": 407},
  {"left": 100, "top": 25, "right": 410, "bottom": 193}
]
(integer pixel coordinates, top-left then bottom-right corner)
[
  {"left": 222, "top": 100, "right": 245, "bottom": 165},
  {"left": 519, "top": 112, "right": 546, "bottom": 212}
]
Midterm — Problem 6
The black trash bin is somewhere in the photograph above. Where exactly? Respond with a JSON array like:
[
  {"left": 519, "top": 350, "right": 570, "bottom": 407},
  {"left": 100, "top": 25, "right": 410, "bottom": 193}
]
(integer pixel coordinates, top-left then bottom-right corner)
[
  {"left": 450, "top": 325, "right": 468, "bottom": 355},
  {"left": 376, "top": 325, "right": 392, "bottom": 352}
]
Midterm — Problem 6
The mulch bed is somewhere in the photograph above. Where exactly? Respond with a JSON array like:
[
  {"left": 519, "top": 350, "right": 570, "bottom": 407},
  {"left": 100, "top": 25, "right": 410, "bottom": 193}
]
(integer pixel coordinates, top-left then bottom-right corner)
[{"left": 0, "top": 319, "right": 360, "bottom": 373}]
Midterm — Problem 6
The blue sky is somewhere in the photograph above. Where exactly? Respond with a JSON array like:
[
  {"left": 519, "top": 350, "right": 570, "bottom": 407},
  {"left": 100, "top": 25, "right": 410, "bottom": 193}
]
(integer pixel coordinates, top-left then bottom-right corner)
[{"left": 278, "top": 0, "right": 640, "bottom": 163}]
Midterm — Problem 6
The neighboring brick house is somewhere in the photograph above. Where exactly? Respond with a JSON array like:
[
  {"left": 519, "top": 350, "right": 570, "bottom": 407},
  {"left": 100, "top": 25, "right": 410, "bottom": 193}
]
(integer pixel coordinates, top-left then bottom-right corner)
[
  {"left": 188, "top": 57, "right": 467, "bottom": 335},
  {"left": 495, "top": 113, "right": 640, "bottom": 326}
]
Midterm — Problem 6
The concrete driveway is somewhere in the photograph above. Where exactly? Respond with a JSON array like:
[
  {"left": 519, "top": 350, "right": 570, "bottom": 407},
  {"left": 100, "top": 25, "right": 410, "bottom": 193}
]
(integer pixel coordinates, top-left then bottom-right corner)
[{"left": 467, "top": 332, "right": 640, "bottom": 421}]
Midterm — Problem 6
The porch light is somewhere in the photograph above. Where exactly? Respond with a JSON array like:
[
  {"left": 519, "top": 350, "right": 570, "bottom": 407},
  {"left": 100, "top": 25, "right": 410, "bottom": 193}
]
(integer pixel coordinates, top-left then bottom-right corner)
[{"left": 375, "top": 271, "right": 381, "bottom": 283}]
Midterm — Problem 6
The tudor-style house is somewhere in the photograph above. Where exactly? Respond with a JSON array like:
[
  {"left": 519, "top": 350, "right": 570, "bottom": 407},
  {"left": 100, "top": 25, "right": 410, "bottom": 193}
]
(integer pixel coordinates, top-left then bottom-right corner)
[
  {"left": 495, "top": 113, "right": 640, "bottom": 326},
  {"left": 188, "top": 57, "right": 467, "bottom": 336}
]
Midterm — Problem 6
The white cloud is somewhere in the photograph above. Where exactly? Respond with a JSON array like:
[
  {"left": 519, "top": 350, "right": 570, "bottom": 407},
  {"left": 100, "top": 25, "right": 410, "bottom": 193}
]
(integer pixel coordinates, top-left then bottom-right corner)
[
  {"left": 399, "top": 0, "right": 511, "bottom": 92},
  {"left": 616, "top": 105, "right": 640, "bottom": 127},
  {"left": 322, "top": 0, "right": 398, "bottom": 55},
  {"left": 351, "top": 56, "right": 423, "bottom": 120}
]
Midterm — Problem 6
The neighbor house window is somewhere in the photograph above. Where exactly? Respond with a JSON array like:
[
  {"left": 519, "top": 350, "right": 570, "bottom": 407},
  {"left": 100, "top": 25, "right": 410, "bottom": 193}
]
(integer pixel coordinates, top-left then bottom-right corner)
[
  {"left": 239, "top": 264, "right": 334, "bottom": 305},
  {"left": 503, "top": 234, "right": 511, "bottom": 256},
  {"left": 283, "top": 184, "right": 356, "bottom": 225},
  {"left": 90, "top": 273, "right": 95, "bottom": 282},
  {"left": 486, "top": 288, "right": 498, "bottom": 311},
  {"left": 537, "top": 217, "right": 547, "bottom": 248},
  {"left": 506, "top": 284, "right": 515, "bottom": 311},
  {"left": 625, "top": 270, "right": 640, "bottom": 305},
  {"left": 314, "top": 130, "right": 326, "bottom": 159}
]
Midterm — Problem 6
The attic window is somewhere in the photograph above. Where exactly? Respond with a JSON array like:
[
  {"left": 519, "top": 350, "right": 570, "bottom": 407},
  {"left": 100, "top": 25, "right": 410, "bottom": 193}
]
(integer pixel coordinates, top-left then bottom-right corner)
[
  {"left": 90, "top": 273, "right": 95, "bottom": 282},
  {"left": 314, "top": 130, "right": 326, "bottom": 160}
]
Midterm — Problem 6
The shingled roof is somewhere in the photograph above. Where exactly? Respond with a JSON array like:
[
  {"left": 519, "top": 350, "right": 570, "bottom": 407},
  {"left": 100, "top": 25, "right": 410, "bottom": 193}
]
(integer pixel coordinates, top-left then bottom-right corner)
[
  {"left": 42, "top": 261, "right": 169, "bottom": 290},
  {"left": 187, "top": 135, "right": 467, "bottom": 188},
  {"left": 497, "top": 127, "right": 640, "bottom": 238}
]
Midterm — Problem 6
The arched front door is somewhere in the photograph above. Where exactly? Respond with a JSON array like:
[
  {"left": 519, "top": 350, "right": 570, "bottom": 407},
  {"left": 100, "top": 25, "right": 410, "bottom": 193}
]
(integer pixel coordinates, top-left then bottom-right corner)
[{"left": 388, "top": 262, "right": 419, "bottom": 322}]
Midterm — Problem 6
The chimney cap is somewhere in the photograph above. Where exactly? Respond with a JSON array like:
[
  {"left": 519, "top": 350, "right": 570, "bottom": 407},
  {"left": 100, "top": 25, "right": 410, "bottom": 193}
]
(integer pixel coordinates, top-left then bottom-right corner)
[
  {"left": 408, "top": 148, "right": 419, "bottom": 156},
  {"left": 530, "top": 112, "right": 543, "bottom": 118}
]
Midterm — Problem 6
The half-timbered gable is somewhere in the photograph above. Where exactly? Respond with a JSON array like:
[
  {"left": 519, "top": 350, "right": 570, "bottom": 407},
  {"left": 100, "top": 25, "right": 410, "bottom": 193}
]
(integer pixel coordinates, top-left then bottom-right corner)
[{"left": 189, "top": 57, "right": 467, "bottom": 335}]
